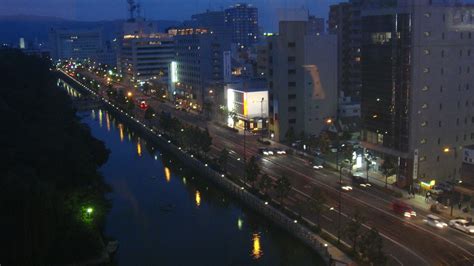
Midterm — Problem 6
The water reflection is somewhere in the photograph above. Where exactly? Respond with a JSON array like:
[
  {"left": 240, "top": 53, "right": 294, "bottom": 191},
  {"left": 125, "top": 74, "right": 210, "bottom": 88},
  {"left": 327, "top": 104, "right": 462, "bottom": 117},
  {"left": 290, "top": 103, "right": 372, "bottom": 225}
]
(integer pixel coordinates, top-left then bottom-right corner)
[
  {"left": 74, "top": 105, "right": 324, "bottom": 266},
  {"left": 195, "top": 190, "right": 201, "bottom": 207},
  {"left": 252, "top": 233, "right": 263, "bottom": 260},
  {"left": 106, "top": 112, "right": 111, "bottom": 131},
  {"left": 118, "top": 123, "right": 124, "bottom": 142},
  {"left": 91, "top": 109, "right": 96, "bottom": 120},
  {"left": 137, "top": 140, "right": 142, "bottom": 157},
  {"left": 98, "top": 109, "right": 103, "bottom": 127},
  {"left": 164, "top": 167, "right": 171, "bottom": 183},
  {"left": 237, "top": 217, "right": 243, "bottom": 230}
]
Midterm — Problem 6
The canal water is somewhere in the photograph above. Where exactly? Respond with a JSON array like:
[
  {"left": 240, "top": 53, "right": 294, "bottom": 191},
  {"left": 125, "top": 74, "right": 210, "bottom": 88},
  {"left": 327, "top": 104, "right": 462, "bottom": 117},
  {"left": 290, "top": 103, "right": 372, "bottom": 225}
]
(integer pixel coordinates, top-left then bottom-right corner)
[{"left": 79, "top": 107, "right": 324, "bottom": 265}]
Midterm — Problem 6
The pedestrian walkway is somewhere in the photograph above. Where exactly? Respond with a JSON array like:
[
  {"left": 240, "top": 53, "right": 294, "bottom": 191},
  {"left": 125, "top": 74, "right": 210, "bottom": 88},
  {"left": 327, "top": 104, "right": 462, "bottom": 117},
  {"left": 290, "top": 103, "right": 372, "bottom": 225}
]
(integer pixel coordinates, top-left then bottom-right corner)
[{"left": 401, "top": 193, "right": 474, "bottom": 221}]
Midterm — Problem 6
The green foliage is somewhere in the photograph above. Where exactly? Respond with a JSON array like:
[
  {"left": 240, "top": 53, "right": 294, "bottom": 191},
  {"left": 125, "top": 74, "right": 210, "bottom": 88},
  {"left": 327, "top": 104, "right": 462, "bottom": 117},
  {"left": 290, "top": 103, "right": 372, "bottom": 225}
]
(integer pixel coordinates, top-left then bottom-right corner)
[
  {"left": 274, "top": 176, "right": 292, "bottom": 204},
  {"left": 245, "top": 156, "right": 260, "bottom": 186},
  {"left": 144, "top": 106, "right": 155, "bottom": 120},
  {"left": 359, "top": 228, "right": 387, "bottom": 265},
  {"left": 258, "top": 173, "right": 272, "bottom": 195},
  {"left": 0, "top": 50, "right": 111, "bottom": 264},
  {"left": 318, "top": 132, "right": 331, "bottom": 154},
  {"left": 218, "top": 148, "right": 229, "bottom": 171},
  {"left": 344, "top": 210, "right": 366, "bottom": 253},
  {"left": 306, "top": 187, "right": 327, "bottom": 229},
  {"left": 381, "top": 156, "right": 397, "bottom": 187}
]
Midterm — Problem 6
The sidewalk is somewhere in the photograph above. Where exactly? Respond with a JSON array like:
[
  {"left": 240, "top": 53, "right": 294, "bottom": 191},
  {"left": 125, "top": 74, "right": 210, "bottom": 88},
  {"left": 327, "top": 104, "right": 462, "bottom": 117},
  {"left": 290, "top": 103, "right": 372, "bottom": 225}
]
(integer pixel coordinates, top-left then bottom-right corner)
[{"left": 401, "top": 193, "right": 474, "bottom": 221}]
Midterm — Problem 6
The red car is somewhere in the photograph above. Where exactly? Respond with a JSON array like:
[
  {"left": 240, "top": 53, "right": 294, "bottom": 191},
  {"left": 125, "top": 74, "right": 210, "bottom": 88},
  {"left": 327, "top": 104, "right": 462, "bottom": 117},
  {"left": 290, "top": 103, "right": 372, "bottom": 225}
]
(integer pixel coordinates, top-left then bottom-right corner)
[
  {"left": 139, "top": 100, "right": 148, "bottom": 110},
  {"left": 392, "top": 200, "right": 416, "bottom": 218}
]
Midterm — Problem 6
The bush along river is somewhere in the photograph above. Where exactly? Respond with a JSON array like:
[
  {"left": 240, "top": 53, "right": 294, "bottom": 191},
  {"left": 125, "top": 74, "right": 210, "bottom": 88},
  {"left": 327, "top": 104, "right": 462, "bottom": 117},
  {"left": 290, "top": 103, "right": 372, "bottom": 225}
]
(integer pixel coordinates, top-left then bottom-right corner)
[{"left": 79, "top": 108, "right": 325, "bottom": 265}]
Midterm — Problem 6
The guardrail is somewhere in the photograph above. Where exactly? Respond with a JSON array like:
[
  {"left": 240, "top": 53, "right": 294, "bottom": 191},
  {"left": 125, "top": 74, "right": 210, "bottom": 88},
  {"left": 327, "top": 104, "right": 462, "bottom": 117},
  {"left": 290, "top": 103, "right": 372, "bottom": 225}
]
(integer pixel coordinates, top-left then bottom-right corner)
[{"left": 58, "top": 70, "right": 349, "bottom": 265}]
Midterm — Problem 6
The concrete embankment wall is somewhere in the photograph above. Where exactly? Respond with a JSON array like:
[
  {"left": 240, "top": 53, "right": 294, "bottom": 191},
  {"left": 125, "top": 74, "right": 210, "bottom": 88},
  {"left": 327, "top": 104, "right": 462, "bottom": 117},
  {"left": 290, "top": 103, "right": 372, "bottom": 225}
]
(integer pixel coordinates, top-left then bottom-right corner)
[{"left": 59, "top": 71, "right": 342, "bottom": 265}]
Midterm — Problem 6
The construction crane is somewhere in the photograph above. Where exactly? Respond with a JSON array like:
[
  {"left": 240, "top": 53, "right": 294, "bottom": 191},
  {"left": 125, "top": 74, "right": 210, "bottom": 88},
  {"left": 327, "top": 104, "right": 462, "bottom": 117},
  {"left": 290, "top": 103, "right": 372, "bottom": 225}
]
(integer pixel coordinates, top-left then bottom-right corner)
[{"left": 127, "top": 0, "right": 141, "bottom": 21}]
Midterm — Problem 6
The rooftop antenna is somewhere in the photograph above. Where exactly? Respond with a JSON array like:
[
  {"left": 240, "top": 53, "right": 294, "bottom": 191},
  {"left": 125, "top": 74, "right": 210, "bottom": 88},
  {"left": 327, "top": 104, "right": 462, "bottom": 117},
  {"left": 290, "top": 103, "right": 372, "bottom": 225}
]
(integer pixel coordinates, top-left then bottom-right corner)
[{"left": 127, "top": 0, "right": 139, "bottom": 21}]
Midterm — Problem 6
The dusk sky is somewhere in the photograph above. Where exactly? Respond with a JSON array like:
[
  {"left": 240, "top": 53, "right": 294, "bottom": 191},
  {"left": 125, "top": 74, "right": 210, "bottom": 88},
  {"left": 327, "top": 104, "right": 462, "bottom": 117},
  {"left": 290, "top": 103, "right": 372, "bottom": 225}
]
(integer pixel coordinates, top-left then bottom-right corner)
[{"left": 1, "top": 0, "right": 343, "bottom": 30}]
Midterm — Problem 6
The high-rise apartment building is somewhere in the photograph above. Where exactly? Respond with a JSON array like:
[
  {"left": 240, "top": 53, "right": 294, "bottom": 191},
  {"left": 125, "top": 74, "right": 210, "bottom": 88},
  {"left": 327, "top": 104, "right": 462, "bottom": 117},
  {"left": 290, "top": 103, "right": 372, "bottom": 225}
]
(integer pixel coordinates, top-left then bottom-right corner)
[
  {"left": 49, "top": 28, "right": 103, "bottom": 61},
  {"left": 360, "top": 0, "right": 474, "bottom": 185},
  {"left": 268, "top": 9, "right": 338, "bottom": 141},
  {"left": 225, "top": 3, "right": 259, "bottom": 48},
  {"left": 328, "top": 3, "right": 352, "bottom": 96}
]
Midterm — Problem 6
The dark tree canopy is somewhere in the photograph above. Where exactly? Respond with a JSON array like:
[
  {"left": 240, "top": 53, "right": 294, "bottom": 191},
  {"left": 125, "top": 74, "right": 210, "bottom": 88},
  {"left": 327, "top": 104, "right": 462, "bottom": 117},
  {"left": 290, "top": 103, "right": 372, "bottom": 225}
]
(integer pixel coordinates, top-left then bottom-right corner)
[{"left": 0, "top": 49, "right": 111, "bottom": 264}]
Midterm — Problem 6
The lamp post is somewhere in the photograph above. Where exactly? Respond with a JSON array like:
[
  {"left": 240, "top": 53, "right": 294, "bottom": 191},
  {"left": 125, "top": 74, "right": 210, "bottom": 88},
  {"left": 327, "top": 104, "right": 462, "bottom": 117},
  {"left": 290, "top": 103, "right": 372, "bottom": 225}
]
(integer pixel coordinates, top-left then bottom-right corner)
[
  {"left": 326, "top": 117, "right": 342, "bottom": 243},
  {"left": 260, "top": 97, "right": 264, "bottom": 141}
]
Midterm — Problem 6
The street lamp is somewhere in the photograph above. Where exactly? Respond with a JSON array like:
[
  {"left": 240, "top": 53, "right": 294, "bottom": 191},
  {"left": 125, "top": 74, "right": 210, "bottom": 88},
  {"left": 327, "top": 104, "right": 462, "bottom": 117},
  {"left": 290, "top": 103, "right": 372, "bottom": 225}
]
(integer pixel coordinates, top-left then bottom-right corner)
[{"left": 326, "top": 116, "right": 342, "bottom": 243}]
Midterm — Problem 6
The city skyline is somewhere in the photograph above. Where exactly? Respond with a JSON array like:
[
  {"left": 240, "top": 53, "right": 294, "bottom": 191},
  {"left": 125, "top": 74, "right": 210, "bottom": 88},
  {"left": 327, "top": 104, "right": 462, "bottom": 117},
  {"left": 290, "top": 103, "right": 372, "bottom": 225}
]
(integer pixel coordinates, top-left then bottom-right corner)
[{"left": 1, "top": 0, "right": 342, "bottom": 30}]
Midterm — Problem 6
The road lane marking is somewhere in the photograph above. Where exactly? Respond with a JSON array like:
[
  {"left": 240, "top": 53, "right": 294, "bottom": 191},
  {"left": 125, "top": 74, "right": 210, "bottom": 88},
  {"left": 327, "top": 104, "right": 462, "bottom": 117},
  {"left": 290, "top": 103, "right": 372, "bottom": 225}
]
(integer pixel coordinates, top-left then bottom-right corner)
[{"left": 290, "top": 186, "right": 430, "bottom": 265}]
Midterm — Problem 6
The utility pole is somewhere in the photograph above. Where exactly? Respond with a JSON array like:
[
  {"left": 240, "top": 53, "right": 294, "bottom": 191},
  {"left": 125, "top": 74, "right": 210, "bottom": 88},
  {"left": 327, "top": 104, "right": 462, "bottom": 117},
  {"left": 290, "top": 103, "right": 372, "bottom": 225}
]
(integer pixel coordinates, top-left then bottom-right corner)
[{"left": 260, "top": 97, "right": 264, "bottom": 140}]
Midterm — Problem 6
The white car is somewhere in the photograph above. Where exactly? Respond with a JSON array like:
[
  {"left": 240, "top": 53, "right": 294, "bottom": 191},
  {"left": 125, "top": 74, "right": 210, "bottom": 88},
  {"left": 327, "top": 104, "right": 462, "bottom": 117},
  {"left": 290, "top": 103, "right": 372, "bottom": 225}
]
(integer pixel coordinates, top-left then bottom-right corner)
[
  {"left": 313, "top": 164, "right": 324, "bottom": 170},
  {"left": 424, "top": 214, "right": 448, "bottom": 229},
  {"left": 449, "top": 219, "right": 474, "bottom": 234},
  {"left": 275, "top": 149, "right": 287, "bottom": 155}
]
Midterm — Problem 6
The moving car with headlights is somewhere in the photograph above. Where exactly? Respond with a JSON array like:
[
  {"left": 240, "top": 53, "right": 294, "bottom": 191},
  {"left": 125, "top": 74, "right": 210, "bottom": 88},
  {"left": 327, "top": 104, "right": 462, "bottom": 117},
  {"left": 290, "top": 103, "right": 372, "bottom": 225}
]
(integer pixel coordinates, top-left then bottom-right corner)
[
  {"left": 449, "top": 219, "right": 474, "bottom": 234},
  {"left": 352, "top": 175, "right": 371, "bottom": 188},
  {"left": 424, "top": 214, "right": 447, "bottom": 228},
  {"left": 337, "top": 180, "right": 353, "bottom": 192},
  {"left": 258, "top": 148, "right": 274, "bottom": 156},
  {"left": 392, "top": 200, "right": 416, "bottom": 218}
]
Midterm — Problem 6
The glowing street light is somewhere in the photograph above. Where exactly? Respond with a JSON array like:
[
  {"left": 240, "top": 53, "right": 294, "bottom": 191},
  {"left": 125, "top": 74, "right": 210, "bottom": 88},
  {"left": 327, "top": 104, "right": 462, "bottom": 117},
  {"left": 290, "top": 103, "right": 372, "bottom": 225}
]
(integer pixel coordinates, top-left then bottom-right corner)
[
  {"left": 443, "top": 147, "right": 450, "bottom": 153},
  {"left": 127, "top": 91, "right": 133, "bottom": 97}
]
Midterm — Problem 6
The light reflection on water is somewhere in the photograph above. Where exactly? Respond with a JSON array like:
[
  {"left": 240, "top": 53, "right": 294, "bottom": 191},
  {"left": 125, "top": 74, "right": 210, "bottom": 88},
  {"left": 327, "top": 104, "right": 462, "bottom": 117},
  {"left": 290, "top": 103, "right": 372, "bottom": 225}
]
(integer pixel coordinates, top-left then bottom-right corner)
[
  {"left": 78, "top": 106, "right": 324, "bottom": 266},
  {"left": 252, "top": 233, "right": 263, "bottom": 260},
  {"left": 195, "top": 190, "right": 201, "bottom": 207},
  {"left": 118, "top": 123, "right": 124, "bottom": 142},
  {"left": 164, "top": 167, "right": 171, "bottom": 183},
  {"left": 136, "top": 139, "right": 142, "bottom": 157}
]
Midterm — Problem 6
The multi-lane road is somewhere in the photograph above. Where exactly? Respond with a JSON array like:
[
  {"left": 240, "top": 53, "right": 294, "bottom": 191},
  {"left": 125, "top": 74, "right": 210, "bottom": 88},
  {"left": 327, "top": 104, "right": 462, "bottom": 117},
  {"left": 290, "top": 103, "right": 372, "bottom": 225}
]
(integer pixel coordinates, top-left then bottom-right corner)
[{"left": 71, "top": 66, "right": 474, "bottom": 265}]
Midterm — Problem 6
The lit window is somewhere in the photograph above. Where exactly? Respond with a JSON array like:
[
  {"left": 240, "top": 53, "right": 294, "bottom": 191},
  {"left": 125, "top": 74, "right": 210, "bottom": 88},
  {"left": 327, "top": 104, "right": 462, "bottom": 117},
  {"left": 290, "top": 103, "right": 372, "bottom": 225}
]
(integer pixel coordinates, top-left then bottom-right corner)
[
  {"left": 424, "top": 13, "right": 431, "bottom": 18},
  {"left": 422, "top": 103, "right": 428, "bottom": 109},
  {"left": 424, "top": 49, "right": 430, "bottom": 55},
  {"left": 422, "top": 85, "right": 429, "bottom": 91},
  {"left": 420, "top": 138, "right": 427, "bottom": 144},
  {"left": 423, "top": 68, "right": 430, "bottom": 73},
  {"left": 424, "top": 32, "right": 431, "bottom": 37},
  {"left": 421, "top": 121, "right": 428, "bottom": 127}
]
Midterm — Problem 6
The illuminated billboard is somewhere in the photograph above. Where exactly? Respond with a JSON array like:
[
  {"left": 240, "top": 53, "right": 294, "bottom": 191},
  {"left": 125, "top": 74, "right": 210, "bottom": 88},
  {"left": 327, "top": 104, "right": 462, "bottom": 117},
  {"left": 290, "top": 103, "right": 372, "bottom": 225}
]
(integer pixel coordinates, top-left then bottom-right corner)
[
  {"left": 226, "top": 88, "right": 268, "bottom": 119},
  {"left": 171, "top": 61, "right": 178, "bottom": 83}
]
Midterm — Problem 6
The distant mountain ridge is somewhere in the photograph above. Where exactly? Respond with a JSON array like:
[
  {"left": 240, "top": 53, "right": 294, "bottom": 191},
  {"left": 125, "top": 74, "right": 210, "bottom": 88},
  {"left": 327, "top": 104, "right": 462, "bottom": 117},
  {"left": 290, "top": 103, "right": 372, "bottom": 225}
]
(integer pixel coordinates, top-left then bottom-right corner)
[{"left": 0, "top": 15, "right": 180, "bottom": 46}]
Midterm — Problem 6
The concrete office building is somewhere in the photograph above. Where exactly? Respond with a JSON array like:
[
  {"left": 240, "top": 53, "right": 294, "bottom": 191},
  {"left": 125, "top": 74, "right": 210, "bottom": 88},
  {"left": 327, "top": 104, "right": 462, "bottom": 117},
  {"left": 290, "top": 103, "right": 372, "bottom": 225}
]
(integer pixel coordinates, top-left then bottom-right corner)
[
  {"left": 49, "top": 28, "right": 103, "bottom": 61},
  {"left": 268, "top": 9, "right": 338, "bottom": 142},
  {"left": 225, "top": 3, "right": 259, "bottom": 48},
  {"left": 360, "top": 0, "right": 474, "bottom": 186},
  {"left": 117, "top": 18, "right": 174, "bottom": 82},
  {"left": 172, "top": 27, "right": 226, "bottom": 110}
]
